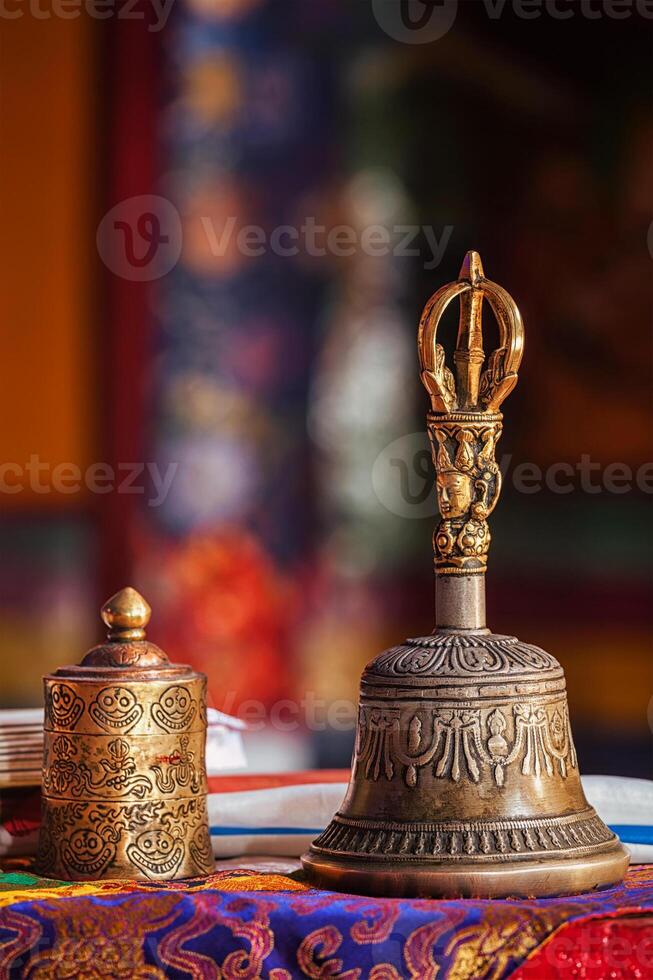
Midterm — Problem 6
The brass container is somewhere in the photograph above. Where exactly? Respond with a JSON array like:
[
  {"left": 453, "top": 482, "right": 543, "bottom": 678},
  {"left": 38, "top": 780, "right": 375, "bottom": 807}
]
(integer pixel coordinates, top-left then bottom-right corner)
[
  {"left": 302, "top": 253, "right": 628, "bottom": 898},
  {"left": 37, "top": 587, "right": 214, "bottom": 881}
]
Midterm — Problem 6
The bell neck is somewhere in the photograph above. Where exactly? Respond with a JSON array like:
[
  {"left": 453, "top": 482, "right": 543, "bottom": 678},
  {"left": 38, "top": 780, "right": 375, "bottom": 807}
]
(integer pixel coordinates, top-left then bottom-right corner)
[{"left": 435, "top": 574, "right": 486, "bottom": 631}]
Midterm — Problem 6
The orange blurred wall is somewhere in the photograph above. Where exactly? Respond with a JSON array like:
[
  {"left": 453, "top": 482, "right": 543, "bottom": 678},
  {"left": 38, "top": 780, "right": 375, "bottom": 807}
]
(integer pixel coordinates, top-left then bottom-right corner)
[{"left": 0, "top": 13, "right": 96, "bottom": 506}]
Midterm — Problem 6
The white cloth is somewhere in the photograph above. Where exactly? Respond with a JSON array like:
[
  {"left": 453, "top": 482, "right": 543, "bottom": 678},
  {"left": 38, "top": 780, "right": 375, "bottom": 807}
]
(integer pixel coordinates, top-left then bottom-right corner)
[
  {"left": 208, "top": 782, "right": 345, "bottom": 858},
  {"left": 208, "top": 776, "right": 653, "bottom": 862},
  {"left": 581, "top": 775, "right": 653, "bottom": 864}
]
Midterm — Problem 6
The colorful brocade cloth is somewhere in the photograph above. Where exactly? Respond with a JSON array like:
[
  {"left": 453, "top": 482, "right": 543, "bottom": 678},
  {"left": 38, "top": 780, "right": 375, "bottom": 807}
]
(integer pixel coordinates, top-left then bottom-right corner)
[{"left": 0, "top": 864, "right": 651, "bottom": 978}]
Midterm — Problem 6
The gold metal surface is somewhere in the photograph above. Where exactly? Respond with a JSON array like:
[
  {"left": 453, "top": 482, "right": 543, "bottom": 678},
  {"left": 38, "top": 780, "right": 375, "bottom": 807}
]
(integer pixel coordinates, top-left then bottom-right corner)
[
  {"left": 37, "top": 587, "right": 213, "bottom": 882},
  {"left": 42, "top": 732, "right": 208, "bottom": 800},
  {"left": 302, "top": 253, "right": 628, "bottom": 898},
  {"left": 418, "top": 251, "right": 522, "bottom": 579},
  {"left": 101, "top": 586, "right": 151, "bottom": 641},
  {"left": 39, "top": 797, "right": 211, "bottom": 881},
  {"left": 81, "top": 587, "right": 169, "bottom": 667}
]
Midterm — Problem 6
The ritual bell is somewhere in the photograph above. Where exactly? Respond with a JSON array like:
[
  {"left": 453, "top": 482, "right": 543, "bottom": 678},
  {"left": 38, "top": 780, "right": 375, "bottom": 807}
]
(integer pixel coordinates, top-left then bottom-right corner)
[
  {"left": 302, "top": 252, "right": 628, "bottom": 898},
  {"left": 37, "top": 587, "right": 214, "bottom": 881}
]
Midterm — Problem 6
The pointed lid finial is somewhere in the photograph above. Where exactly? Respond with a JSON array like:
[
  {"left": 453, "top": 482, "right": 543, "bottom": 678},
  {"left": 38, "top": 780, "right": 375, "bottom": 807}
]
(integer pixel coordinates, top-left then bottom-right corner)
[
  {"left": 101, "top": 586, "right": 151, "bottom": 641},
  {"left": 79, "top": 586, "right": 169, "bottom": 668}
]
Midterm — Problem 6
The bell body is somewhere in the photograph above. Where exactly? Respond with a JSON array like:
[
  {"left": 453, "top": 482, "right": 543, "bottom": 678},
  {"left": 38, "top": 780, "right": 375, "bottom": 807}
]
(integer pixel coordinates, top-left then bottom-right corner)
[
  {"left": 304, "top": 254, "right": 628, "bottom": 896},
  {"left": 37, "top": 589, "right": 214, "bottom": 882},
  {"left": 303, "top": 631, "right": 628, "bottom": 897}
]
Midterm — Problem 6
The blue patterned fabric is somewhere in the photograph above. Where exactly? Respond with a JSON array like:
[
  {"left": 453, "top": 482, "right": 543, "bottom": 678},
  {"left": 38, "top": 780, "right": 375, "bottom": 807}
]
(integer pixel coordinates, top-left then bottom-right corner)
[{"left": 0, "top": 865, "right": 652, "bottom": 977}]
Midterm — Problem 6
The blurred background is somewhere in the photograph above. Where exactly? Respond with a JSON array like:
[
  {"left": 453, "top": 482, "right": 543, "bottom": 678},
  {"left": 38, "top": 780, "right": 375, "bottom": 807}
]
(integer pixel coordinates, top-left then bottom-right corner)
[{"left": 0, "top": 0, "right": 651, "bottom": 776}]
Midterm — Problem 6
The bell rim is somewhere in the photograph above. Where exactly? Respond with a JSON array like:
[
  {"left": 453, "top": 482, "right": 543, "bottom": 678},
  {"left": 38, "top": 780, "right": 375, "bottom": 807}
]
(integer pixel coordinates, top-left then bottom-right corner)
[{"left": 301, "top": 839, "right": 630, "bottom": 899}]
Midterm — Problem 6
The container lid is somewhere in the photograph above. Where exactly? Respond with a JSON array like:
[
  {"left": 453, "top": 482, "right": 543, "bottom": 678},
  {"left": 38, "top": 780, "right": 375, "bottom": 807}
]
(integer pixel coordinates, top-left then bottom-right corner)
[{"left": 46, "top": 586, "right": 200, "bottom": 683}]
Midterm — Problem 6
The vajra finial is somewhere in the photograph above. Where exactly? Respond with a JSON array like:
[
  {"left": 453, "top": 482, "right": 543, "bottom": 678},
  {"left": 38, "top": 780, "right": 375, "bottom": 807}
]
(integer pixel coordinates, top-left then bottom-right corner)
[
  {"left": 418, "top": 253, "right": 524, "bottom": 576},
  {"left": 418, "top": 250, "right": 524, "bottom": 415}
]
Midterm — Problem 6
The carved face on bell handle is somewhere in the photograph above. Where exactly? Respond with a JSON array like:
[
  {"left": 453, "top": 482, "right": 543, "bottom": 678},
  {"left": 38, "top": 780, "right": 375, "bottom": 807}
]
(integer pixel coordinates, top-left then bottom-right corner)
[{"left": 436, "top": 470, "right": 474, "bottom": 518}]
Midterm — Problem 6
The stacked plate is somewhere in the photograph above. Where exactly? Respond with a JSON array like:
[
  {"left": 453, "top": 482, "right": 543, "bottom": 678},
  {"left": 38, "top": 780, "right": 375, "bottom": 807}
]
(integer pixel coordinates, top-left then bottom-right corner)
[
  {"left": 0, "top": 707, "right": 247, "bottom": 790},
  {"left": 0, "top": 709, "right": 44, "bottom": 788}
]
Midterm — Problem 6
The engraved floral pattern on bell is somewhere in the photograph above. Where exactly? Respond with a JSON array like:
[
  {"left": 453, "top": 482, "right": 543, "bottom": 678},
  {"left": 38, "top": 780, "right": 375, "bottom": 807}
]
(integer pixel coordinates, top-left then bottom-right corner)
[
  {"left": 354, "top": 698, "right": 577, "bottom": 791},
  {"left": 369, "top": 633, "right": 559, "bottom": 677}
]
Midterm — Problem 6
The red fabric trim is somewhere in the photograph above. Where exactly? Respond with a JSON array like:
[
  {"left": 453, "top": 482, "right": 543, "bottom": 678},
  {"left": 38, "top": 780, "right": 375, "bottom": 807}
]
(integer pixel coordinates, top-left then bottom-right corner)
[
  {"left": 511, "top": 912, "right": 653, "bottom": 979},
  {"left": 206, "top": 770, "right": 349, "bottom": 794}
]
